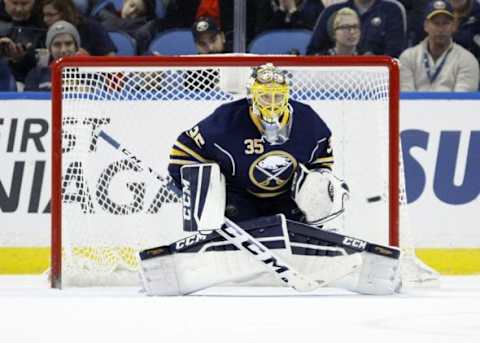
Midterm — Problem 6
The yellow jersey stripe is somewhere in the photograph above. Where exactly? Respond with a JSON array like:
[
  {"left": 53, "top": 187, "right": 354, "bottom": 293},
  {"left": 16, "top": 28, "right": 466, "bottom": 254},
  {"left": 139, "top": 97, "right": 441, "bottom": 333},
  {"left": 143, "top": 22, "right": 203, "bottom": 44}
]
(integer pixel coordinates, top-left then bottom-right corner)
[
  {"left": 169, "top": 159, "right": 198, "bottom": 165},
  {"left": 174, "top": 141, "right": 209, "bottom": 163},
  {"left": 170, "top": 148, "right": 189, "bottom": 157},
  {"left": 247, "top": 189, "right": 288, "bottom": 198},
  {"left": 317, "top": 162, "right": 333, "bottom": 169},
  {"left": 313, "top": 156, "right": 334, "bottom": 164}
]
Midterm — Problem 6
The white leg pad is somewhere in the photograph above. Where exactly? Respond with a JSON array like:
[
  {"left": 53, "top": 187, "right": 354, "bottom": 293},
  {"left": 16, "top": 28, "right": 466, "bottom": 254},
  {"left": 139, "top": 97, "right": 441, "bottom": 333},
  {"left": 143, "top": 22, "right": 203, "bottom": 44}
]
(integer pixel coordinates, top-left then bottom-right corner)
[
  {"left": 139, "top": 250, "right": 269, "bottom": 295},
  {"left": 347, "top": 252, "right": 401, "bottom": 295}
]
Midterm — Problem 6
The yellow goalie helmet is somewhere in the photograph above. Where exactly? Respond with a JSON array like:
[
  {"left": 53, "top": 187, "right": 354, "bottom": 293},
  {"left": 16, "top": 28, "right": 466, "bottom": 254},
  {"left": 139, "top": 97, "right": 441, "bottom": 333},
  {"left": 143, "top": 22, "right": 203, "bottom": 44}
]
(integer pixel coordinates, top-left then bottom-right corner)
[{"left": 248, "top": 63, "right": 292, "bottom": 145}]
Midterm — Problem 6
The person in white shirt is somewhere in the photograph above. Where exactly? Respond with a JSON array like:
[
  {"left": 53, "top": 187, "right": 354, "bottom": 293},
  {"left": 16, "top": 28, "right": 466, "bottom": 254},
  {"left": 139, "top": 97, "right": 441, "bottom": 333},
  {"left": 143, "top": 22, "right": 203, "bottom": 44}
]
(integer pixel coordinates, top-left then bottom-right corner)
[{"left": 399, "top": 0, "right": 479, "bottom": 91}]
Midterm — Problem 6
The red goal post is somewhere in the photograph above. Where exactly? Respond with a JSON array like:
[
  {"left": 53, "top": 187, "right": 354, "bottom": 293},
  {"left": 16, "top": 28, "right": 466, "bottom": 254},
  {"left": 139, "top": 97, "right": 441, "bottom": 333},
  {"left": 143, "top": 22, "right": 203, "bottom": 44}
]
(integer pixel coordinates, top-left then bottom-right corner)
[{"left": 51, "top": 55, "right": 400, "bottom": 288}]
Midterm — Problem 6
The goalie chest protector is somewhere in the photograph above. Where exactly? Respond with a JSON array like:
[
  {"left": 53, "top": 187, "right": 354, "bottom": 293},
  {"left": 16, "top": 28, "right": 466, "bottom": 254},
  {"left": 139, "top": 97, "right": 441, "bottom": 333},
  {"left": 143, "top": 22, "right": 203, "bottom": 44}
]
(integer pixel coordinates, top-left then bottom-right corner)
[{"left": 169, "top": 98, "right": 333, "bottom": 198}]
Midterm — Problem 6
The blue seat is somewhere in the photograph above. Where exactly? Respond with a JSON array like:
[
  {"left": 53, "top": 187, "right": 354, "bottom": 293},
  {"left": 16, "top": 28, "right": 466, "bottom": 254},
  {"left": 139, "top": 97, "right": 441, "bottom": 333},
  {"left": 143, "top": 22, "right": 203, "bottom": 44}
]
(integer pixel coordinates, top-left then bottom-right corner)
[
  {"left": 108, "top": 31, "right": 137, "bottom": 55},
  {"left": 248, "top": 30, "right": 313, "bottom": 55},
  {"left": 147, "top": 29, "right": 197, "bottom": 55}
]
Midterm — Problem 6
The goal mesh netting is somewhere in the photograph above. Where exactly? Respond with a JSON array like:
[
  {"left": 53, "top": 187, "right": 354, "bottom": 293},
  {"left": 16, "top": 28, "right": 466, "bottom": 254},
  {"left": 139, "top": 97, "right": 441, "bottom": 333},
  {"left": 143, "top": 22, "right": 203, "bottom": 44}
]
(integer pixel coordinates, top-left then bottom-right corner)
[{"left": 51, "top": 55, "right": 410, "bottom": 288}]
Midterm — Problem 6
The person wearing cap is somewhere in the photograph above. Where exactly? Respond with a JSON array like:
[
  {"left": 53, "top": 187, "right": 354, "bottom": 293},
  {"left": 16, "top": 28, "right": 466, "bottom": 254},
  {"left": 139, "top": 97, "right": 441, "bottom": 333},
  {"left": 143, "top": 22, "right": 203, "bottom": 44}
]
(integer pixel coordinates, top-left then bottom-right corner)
[
  {"left": 192, "top": 16, "right": 228, "bottom": 54},
  {"left": 399, "top": 0, "right": 479, "bottom": 91},
  {"left": 24, "top": 20, "right": 85, "bottom": 91},
  {"left": 306, "top": 0, "right": 407, "bottom": 57},
  {"left": 184, "top": 16, "right": 229, "bottom": 93}
]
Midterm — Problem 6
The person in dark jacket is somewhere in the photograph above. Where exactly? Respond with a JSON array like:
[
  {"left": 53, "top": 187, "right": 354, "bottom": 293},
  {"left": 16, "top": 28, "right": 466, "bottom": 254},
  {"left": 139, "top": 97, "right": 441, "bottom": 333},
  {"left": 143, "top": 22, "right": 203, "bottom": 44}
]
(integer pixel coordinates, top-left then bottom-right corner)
[
  {"left": 306, "top": 0, "right": 407, "bottom": 57},
  {"left": 319, "top": 7, "right": 365, "bottom": 56},
  {"left": 258, "top": 0, "right": 324, "bottom": 32},
  {"left": 41, "top": 0, "right": 116, "bottom": 56},
  {"left": 450, "top": 0, "right": 480, "bottom": 62},
  {"left": 0, "top": 0, "right": 46, "bottom": 82},
  {"left": 164, "top": 0, "right": 267, "bottom": 46}
]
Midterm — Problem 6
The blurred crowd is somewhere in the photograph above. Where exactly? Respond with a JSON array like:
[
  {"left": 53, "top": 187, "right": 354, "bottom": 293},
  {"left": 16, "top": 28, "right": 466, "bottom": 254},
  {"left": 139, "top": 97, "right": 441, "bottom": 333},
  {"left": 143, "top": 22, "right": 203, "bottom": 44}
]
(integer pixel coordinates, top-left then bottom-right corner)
[{"left": 0, "top": 0, "right": 479, "bottom": 92}]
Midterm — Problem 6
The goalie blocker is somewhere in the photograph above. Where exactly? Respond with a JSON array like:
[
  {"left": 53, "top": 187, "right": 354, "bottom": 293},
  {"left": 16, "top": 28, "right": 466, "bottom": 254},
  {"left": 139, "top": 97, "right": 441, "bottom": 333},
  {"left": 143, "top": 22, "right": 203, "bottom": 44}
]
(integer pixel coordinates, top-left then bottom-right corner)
[{"left": 180, "top": 163, "right": 225, "bottom": 232}]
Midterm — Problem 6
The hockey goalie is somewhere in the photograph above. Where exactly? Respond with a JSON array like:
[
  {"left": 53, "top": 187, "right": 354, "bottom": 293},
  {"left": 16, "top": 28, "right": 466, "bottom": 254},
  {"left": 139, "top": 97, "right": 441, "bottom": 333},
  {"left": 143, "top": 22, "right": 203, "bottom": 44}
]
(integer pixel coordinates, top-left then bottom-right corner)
[{"left": 137, "top": 63, "right": 437, "bottom": 296}]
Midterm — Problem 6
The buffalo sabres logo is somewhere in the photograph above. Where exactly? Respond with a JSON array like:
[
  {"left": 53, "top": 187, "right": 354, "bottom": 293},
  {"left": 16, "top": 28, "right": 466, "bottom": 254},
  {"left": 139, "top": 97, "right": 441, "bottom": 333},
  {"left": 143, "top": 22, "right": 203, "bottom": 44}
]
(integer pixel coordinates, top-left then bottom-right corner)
[{"left": 249, "top": 151, "right": 297, "bottom": 191}]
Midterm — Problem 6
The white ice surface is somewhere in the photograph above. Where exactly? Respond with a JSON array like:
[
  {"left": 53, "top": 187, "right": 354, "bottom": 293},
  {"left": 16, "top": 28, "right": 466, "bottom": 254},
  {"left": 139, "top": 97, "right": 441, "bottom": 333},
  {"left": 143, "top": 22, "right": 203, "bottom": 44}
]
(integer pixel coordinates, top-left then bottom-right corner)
[{"left": 0, "top": 275, "right": 479, "bottom": 343}]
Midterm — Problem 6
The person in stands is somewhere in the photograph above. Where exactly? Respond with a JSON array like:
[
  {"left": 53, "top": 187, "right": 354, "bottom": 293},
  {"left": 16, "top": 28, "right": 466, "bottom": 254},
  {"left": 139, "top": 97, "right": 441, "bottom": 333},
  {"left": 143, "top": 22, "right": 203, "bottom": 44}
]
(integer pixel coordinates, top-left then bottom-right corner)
[
  {"left": 449, "top": 0, "right": 480, "bottom": 63},
  {"left": 306, "top": 0, "right": 407, "bottom": 57},
  {"left": 0, "top": 0, "right": 45, "bottom": 83},
  {"left": 399, "top": 0, "right": 479, "bottom": 91},
  {"left": 41, "top": 0, "right": 116, "bottom": 56},
  {"left": 258, "top": 0, "right": 324, "bottom": 32},
  {"left": 94, "top": 0, "right": 157, "bottom": 54},
  {"left": 321, "top": 7, "right": 363, "bottom": 55},
  {"left": 24, "top": 20, "right": 86, "bottom": 91},
  {"left": 192, "top": 16, "right": 230, "bottom": 54}
]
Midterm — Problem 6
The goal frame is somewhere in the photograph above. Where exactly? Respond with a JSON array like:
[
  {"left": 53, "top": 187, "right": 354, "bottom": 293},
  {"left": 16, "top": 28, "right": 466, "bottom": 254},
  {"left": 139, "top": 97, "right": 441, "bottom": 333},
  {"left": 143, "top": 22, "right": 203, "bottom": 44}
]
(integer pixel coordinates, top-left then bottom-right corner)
[{"left": 51, "top": 55, "right": 400, "bottom": 288}]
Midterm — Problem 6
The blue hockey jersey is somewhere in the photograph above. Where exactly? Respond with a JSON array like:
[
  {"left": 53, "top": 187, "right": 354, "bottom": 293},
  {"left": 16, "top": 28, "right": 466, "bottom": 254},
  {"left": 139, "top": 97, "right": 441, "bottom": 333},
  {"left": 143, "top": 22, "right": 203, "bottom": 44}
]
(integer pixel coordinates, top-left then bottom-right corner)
[{"left": 168, "top": 98, "right": 333, "bottom": 198}]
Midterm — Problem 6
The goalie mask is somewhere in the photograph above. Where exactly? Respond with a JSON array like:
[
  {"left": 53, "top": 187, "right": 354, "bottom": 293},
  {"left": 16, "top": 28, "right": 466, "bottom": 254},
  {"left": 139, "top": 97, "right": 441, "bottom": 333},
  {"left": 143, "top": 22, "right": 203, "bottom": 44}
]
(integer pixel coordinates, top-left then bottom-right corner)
[{"left": 248, "top": 63, "right": 292, "bottom": 145}]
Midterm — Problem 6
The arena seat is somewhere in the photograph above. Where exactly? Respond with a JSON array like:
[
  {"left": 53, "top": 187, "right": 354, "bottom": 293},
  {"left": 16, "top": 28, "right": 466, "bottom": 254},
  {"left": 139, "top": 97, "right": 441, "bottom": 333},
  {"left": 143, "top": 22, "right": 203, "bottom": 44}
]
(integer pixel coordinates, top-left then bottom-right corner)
[
  {"left": 108, "top": 31, "right": 137, "bottom": 56},
  {"left": 248, "top": 30, "right": 312, "bottom": 55},
  {"left": 147, "top": 29, "right": 197, "bottom": 55}
]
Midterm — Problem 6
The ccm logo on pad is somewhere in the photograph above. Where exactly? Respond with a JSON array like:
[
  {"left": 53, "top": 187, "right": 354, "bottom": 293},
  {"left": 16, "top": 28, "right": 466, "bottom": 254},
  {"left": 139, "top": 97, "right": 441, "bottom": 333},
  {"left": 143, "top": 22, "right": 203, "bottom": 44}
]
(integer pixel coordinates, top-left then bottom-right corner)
[{"left": 342, "top": 237, "right": 367, "bottom": 250}]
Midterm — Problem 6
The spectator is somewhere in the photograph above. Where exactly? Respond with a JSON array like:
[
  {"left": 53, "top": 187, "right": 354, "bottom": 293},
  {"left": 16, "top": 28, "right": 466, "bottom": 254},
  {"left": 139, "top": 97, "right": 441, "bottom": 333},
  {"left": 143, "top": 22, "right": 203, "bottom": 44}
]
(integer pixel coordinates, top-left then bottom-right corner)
[
  {"left": 306, "top": 0, "right": 407, "bottom": 57},
  {"left": 184, "top": 17, "right": 230, "bottom": 92},
  {"left": 399, "top": 0, "right": 479, "bottom": 91},
  {"left": 192, "top": 16, "right": 230, "bottom": 54},
  {"left": 0, "top": 0, "right": 46, "bottom": 82},
  {"left": 259, "top": 0, "right": 325, "bottom": 31},
  {"left": 95, "top": 0, "right": 157, "bottom": 54},
  {"left": 164, "top": 0, "right": 265, "bottom": 46},
  {"left": 24, "top": 20, "right": 85, "bottom": 91},
  {"left": 41, "top": 0, "right": 116, "bottom": 56},
  {"left": 321, "top": 7, "right": 363, "bottom": 55},
  {"left": 450, "top": 0, "right": 480, "bottom": 62}
]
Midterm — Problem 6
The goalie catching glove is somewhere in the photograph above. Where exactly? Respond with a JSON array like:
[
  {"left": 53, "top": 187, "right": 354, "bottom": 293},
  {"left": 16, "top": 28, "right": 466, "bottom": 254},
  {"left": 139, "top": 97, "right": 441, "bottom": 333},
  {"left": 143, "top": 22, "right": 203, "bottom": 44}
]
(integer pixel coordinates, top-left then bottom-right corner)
[{"left": 291, "top": 164, "right": 350, "bottom": 225}]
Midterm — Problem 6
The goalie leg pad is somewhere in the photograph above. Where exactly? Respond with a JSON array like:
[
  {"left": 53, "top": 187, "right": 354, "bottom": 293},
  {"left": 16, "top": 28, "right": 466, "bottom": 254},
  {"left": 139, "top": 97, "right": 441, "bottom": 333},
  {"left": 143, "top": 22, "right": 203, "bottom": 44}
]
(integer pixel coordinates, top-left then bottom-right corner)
[
  {"left": 139, "top": 249, "right": 269, "bottom": 295},
  {"left": 181, "top": 163, "right": 226, "bottom": 232},
  {"left": 139, "top": 248, "right": 181, "bottom": 296},
  {"left": 350, "top": 252, "right": 401, "bottom": 295}
]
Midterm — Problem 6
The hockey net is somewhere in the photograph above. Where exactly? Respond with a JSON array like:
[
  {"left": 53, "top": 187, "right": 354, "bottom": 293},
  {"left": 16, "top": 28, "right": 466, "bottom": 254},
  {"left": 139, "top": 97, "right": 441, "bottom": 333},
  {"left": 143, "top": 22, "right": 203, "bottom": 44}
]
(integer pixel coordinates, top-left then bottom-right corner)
[{"left": 51, "top": 55, "right": 436, "bottom": 288}]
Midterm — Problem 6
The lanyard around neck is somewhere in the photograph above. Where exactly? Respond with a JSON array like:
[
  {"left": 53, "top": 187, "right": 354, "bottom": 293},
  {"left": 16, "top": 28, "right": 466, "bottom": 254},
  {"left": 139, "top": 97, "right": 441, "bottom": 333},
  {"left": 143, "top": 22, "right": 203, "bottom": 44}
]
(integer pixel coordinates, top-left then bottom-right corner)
[{"left": 423, "top": 46, "right": 453, "bottom": 84}]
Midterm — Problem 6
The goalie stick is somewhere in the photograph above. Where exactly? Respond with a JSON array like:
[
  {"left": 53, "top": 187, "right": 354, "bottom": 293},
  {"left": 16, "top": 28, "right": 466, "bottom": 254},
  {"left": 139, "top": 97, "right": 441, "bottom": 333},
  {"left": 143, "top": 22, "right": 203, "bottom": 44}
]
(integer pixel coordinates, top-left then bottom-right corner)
[{"left": 97, "top": 129, "right": 321, "bottom": 292}]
